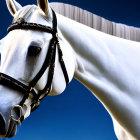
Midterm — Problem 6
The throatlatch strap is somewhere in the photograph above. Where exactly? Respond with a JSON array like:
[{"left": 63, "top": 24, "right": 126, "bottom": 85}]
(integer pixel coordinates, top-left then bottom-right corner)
[{"left": 57, "top": 42, "right": 69, "bottom": 85}]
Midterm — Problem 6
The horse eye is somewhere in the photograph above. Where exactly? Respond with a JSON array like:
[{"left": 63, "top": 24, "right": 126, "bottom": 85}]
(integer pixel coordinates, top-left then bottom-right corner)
[{"left": 28, "top": 45, "right": 41, "bottom": 56}]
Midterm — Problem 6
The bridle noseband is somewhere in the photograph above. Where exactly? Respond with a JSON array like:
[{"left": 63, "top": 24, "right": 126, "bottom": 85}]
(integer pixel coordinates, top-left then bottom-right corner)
[{"left": 0, "top": 9, "right": 69, "bottom": 122}]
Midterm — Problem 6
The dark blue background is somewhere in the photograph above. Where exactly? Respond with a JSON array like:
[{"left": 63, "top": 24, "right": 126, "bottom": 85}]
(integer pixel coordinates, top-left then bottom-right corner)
[{"left": 0, "top": 0, "right": 140, "bottom": 140}]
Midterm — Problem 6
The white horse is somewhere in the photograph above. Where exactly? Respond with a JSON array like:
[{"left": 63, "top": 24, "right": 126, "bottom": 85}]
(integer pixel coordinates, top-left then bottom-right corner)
[{"left": 0, "top": 0, "right": 140, "bottom": 139}]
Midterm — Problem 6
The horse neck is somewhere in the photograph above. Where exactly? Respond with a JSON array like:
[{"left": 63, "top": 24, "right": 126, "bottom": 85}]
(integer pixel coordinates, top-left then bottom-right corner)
[
  {"left": 56, "top": 13, "right": 140, "bottom": 138},
  {"left": 57, "top": 13, "right": 140, "bottom": 122},
  {"left": 57, "top": 14, "right": 115, "bottom": 97}
]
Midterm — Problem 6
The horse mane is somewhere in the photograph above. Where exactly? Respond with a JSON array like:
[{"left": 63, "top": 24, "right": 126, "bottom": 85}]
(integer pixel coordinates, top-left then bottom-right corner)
[{"left": 50, "top": 2, "right": 140, "bottom": 42}]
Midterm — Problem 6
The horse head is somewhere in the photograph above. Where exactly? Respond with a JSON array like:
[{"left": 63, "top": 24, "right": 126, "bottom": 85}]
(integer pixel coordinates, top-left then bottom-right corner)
[{"left": 0, "top": 0, "right": 75, "bottom": 138}]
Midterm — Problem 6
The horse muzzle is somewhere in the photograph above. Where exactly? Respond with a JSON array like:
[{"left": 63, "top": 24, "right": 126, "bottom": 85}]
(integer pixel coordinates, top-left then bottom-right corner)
[
  {"left": 0, "top": 105, "right": 27, "bottom": 138},
  {"left": 0, "top": 113, "right": 16, "bottom": 138}
]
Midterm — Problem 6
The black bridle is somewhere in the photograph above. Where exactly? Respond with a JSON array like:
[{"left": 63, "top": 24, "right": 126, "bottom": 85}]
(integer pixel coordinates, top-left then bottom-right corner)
[{"left": 0, "top": 9, "right": 69, "bottom": 117}]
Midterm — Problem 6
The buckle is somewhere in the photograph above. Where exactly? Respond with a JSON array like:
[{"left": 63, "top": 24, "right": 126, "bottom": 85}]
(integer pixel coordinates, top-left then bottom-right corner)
[
  {"left": 16, "top": 18, "right": 25, "bottom": 25},
  {"left": 31, "top": 100, "right": 40, "bottom": 112}
]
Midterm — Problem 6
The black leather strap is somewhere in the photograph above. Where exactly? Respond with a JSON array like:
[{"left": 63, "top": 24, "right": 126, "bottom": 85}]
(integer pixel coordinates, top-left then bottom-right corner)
[
  {"left": 29, "top": 38, "right": 56, "bottom": 88},
  {"left": 31, "top": 40, "right": 57, "bottom": 112},
  {"left": 57, "top": 42, "right": 69, "bottom": 85},
  {"left": 0, "top": 73, "right": 37, "bottom": 106},
  {"left": 8, "top": 18, "right": 55, "bottom": 35},
  {"left": 0, "top": 73, "right": 30, "bottom": 95}
]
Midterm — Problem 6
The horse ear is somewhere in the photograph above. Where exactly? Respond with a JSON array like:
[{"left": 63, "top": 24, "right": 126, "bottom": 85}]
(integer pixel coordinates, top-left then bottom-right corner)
[
  {"left": 37, "top": 0, "right": 49, "bottom": 14},
  {"left": 6, "top": 0, "right": 22, "bottom": 16}
]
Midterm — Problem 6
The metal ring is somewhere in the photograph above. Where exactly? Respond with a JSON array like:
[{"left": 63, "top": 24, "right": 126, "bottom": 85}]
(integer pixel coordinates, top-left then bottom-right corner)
[
  {"left": 56, "top": 33, "right": 58, "bottom": 38},
  {"left": 10, "top": 105, "right": 22, "bottom": 122}
]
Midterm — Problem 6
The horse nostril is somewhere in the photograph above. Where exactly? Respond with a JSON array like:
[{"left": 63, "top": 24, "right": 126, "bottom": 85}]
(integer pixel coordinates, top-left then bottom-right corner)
[{"left": 0, "top": 113, "right": 6, "bottom": 135}]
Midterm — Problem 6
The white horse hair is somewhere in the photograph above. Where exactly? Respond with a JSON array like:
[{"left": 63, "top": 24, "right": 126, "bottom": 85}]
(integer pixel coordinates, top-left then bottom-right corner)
[
  {"left": 0, "top": 0, "right": 140, "bottom": 139},
  {"left": 50, "top": 2, "right": 140, "bottom": 42}
]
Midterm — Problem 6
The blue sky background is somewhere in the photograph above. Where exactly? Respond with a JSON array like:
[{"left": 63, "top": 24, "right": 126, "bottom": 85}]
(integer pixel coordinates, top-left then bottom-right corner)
[{"left": 0, "top": 0, "right": 140, "bottom": 140}]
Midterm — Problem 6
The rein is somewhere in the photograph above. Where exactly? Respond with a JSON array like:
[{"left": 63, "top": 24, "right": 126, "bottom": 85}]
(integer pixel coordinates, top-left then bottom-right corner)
[{"left": 0, "top": 9, "right": 69, "bottom": 123}]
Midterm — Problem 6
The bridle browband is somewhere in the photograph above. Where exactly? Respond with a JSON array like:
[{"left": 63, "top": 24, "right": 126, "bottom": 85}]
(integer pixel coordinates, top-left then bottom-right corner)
[{"left": 0, "top": 9, "right": 69, "bottom": 116}]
